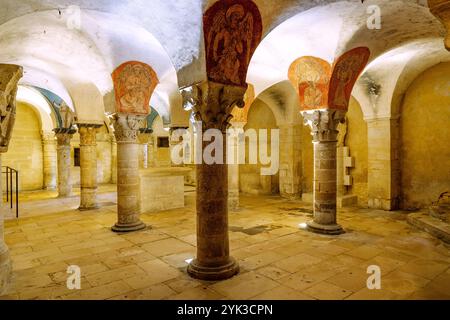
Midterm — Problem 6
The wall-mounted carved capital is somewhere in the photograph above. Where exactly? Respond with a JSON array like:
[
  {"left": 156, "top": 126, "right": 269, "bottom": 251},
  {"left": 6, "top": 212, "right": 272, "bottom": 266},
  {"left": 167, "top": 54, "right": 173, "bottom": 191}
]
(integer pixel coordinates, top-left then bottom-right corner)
[
  {"left": 0, "top": 64, "right": 23, "bottom": 153},
  {"left": 302, "top": 109, "right": 346, "bottom": 142},
  {"left": 41, "top": 131, "right": 56, "bottom": 144},
  {"left": 429, "top": 0, "right": 450, "bottom": 50},
  {"left": 77, "top": 124, "right": 101, "bottom": 146},
  {"left": 183, "top": 81, "right": 246, "bottom": 132},
  {"left": 111, "top": 113, "right": 145, "bottom": 143}
]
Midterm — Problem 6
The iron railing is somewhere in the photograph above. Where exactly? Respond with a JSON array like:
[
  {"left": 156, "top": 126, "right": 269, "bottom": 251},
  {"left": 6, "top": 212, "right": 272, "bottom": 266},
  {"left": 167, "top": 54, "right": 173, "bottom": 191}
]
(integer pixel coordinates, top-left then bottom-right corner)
[{"left": 2, "top": 166, "right": 18, "bottom": 218}]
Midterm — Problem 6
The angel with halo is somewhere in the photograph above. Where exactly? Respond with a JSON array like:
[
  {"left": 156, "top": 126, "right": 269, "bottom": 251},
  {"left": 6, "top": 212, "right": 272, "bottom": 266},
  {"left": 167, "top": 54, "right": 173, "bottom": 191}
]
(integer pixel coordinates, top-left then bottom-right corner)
[{"left": 207, "top": 4, "right": 254, "bottom": 86}]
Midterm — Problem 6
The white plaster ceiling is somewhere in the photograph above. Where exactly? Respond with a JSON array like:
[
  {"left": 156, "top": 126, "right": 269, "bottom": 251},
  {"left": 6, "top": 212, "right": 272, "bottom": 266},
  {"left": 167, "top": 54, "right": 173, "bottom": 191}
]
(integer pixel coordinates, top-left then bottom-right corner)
[
  {"left": 0, "top": 0, "right": 447, "bottom": 125},
  {"left": 0, "top": 7, "right": 180, "bottom": 124},
  {"left": 247, "top": 0, "right": 444, "bottom": 96}
]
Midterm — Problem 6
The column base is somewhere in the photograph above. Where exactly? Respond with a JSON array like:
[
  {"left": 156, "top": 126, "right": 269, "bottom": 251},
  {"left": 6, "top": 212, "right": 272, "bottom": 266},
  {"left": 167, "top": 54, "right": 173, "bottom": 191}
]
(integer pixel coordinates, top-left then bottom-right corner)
[
  {"left": 306, "top": 220, "right": 345, "bottom": 235},
  {"left": 187, "top": 257, "right": 239, "bottom": 281},
  {"left": 111, "top": 220, "right": 147, "bottom": 233}
]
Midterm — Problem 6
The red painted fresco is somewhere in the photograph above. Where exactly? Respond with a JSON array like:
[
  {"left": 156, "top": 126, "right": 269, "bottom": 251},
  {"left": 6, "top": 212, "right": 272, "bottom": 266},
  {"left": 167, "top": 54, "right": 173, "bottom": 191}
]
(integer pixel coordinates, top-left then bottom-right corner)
[
  {"left": 288, "top": 56, "right": 331, "bottom": 111},
  {"left": 112, "top": 61, "right": 159, "bottom": 115},
  {"left": 328, "top": 47, "right": 370, "bottom": 111},
  {"left": 203, "top": 0, "right": 262, "bottom": 87}
]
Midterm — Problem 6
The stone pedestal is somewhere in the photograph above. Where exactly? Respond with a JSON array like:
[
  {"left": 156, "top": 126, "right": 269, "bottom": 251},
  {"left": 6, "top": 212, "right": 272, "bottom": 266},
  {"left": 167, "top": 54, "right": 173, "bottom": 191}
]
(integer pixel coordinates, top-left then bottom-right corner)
[
  {"left": 140, "top": 167, "right": 190, "bottom": 212},
  {"left": 185, "top": 81, "right": 245, "bottom": 281},
  {"left": 302, "top": 109, "right": 346, "bottom": 235},
  {"left": 55, "top": 129, "right": 76, "bottom": 197},
  {"left": 111, "top": 114, "right": 147, "bottom": 232},
  {"left": 78, "top": 124, "right": 101, "bottom": 210},
  {"left": 42, "top": 132, "right": 57, "bottom": 190}
]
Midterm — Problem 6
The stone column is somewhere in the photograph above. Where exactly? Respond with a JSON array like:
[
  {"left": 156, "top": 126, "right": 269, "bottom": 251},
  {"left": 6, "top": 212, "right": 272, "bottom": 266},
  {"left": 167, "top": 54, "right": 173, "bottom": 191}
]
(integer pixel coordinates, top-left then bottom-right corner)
[
  {"left": 111, "top": 114, "right": 146, "bottom": 232},
  {"left": 147, "top": 135, "right": 156, "bottom": 168},
  {"left": 0, "top": 64, "right": 22, "bottom": 294},
  {"left": 302, "top": 109, "right": 346, "bottom": 235},
  {"left": 279, "top": 123, "right": 302, "bottom": 199},
  {"left": 138, "top": 129, "right": 152, "bottom": 169},
  {"left": 228, "top": 122, "right": 244, "bottom": 210},
  {"left": 54, "top": 128, "right": 76, "bottom": 197},
  {"left": 185, "top": 81, "right": 245, "bottom": 281},
  {"left": 41, "top": 132, "right": 57, "bottom": 190},
  {"left": 78, "top": 124, "right": 101, "bottom": 210},
  {"left": 366, "top": 116, "right": 400, "bottom": 210}
]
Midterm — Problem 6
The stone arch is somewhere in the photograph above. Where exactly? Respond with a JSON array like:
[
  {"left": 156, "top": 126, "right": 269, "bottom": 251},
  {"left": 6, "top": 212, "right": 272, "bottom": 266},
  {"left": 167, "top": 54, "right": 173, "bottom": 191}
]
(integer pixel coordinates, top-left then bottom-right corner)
[{"left": 16, "top": 86, "right": 56, "bottom": 133}]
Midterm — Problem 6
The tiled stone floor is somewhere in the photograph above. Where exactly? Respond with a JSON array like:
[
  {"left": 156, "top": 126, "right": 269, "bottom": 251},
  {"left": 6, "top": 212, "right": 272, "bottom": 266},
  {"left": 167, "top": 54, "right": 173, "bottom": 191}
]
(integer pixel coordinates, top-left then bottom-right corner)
[{"left": 1, "top": 187, "right": 449, "bottom": 300}]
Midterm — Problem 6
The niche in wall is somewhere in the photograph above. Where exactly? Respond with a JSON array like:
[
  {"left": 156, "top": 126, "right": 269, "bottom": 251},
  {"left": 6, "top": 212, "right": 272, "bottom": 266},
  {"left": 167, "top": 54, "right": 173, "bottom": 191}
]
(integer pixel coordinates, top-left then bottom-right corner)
[
  {"left": 157, "top": 137, "right": 169, "bottom": 148},
  {"left": 74, "top": 147, "right": 80, "bottom": 167}
]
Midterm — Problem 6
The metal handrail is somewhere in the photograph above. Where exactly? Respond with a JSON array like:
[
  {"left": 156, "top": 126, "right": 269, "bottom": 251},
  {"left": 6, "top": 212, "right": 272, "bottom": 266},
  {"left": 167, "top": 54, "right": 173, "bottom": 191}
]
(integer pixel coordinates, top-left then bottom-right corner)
[{"left": 2, "top": 166, "right": 18, "bottom": 218}]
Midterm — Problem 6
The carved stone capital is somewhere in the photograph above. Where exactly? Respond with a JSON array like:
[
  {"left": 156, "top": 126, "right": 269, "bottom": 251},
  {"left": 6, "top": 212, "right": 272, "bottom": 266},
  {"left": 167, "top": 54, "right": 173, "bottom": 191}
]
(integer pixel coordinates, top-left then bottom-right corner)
[
  {"left": 53, "top": 127, "right": 76, "bottom": 146},
  {"left": 429, "top": 0, "right": 450, "bottom": 50},
  {"left": 77, "top": 124, "right": 101, "bottom": 146},
  {"left": 111, "top": 113, "right": 145, "bottom": 143},
  {"left": 55, "top": 132, "right": 73, "bottom": 146},
  {"left": 183, "top": 81, "right": 246, "bottom": 132},
  {"left": 0, "top": 64, "right": 23, "bottom": 153},
  {"left": 302, "top": 109, "right": 346, "bottom": 142}
]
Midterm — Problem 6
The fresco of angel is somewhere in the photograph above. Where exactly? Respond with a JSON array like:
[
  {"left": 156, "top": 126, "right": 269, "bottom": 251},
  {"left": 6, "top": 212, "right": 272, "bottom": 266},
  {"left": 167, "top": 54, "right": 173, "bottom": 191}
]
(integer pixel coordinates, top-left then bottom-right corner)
[{"left": 205, "top": 2, "right": 261, "bottom": 86}]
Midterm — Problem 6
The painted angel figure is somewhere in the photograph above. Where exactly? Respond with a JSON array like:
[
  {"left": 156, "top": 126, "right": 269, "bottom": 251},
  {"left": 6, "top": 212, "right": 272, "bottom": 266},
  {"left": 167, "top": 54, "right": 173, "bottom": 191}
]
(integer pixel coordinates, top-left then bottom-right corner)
[
  {"left": 333, "top": 56, "right": 364, "bottom": 108},
  {"left": 119, "top": 64, "right": 152, "bottom": 114},
  {"left": 207, "top": 4, "right": 254, "bottom": 86}
]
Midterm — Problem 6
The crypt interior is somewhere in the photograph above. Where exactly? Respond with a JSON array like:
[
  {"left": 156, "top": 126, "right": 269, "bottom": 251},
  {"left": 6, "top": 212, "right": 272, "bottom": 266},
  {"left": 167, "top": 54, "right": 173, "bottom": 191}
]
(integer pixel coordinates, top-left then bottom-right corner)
[{"left": 0, "top": 0, "right": 449, "bottom": 300}]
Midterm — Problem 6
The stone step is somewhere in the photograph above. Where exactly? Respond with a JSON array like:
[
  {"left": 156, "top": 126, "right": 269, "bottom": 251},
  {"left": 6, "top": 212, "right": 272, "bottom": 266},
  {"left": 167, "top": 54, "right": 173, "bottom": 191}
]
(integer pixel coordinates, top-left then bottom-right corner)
[{"left": 407, "top": 211, "right": 450, "bottom": 244}]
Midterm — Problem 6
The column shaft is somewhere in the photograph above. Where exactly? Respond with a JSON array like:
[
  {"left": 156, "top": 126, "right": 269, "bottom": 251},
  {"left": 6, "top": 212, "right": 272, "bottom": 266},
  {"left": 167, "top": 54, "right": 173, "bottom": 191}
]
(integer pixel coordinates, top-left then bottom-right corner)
[
  {"left": 55, "top": 130, "right": 75, "bottom": 197},
  {"left": 78, "top": 125, "right": 99, "bottom": 210},
  {"left": 186, "top": 81, "right": 243, "bottom": 281},
  {"left": 313, "top": 140, "right": 338, "bottom": 225},
  {"left": 42, "top": 133, "right": 57, "bottom": 190},
  {"left": 302, "top": 109, "right": 345, "bottom": 235},
  {"left": 111, "top": 114, "right": 146, "bottom": 232}
]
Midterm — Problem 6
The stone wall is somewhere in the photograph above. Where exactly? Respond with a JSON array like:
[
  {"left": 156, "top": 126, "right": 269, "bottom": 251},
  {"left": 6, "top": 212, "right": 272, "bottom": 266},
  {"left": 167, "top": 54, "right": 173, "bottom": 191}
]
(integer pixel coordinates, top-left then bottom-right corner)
[
  {"left": 400, "top": 62, "right": 450, "bottom": 209},
  {"left": 151, "top": 116, "right": 171, "bottom": 167},
  {"left": 2, "top": 102, "right": 44, "bottom": 191},
  {"left": 346, "top": 98, "right": 368, "bottom": 206},
  {"left": 240, "top": 99, "right": 279, "bottom": 195}
]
